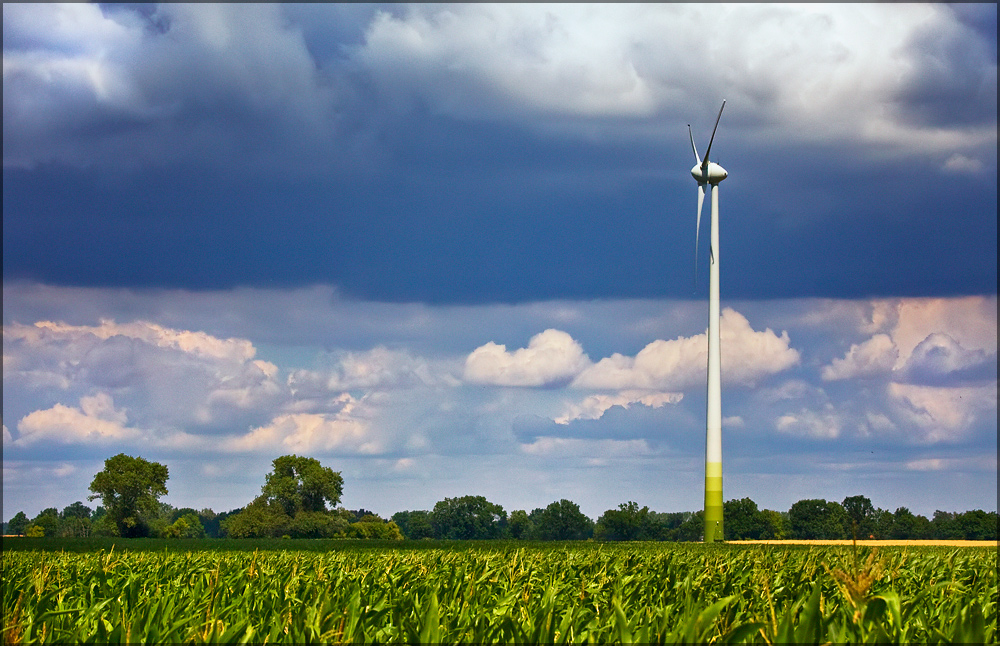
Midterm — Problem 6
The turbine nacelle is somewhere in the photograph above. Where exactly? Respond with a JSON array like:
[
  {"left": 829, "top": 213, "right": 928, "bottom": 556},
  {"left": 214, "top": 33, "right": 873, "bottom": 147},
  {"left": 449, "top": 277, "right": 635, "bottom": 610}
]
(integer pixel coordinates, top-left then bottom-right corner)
[{"left": 691, "top": 162, "right": 728, "bottom": 185}]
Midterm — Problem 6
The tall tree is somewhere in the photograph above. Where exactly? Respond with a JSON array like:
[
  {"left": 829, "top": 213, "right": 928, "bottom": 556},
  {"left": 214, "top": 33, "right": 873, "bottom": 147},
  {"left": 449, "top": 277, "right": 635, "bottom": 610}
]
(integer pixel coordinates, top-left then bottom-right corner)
[
  {"left": 60, "top": 501, "right": 93, "bottom": 538},
  {"left": 223, "top": 455, "right": 344, "bottom": 538},
  {"left": 594, "top": 502, "right": 660, "bottom": 541},
  {"left": 723, "top": 498, "right": 770, "bottom": 540},
  {"left": 430, "top": 496, "right": 507, "bottom": 540},
  {"left": 507, "top": 510, "right": 533, "bottom": 539},
  {"left": 788, "top": 499, "right": 847, "bottom": 540},
  {"left": 392, "top": 510, "right": 435, "bottom": 540},
  {"left": 30, "top": 508, "right": 61, "bottom": 537},
  {"left": 261, "top": 455, "right": 344, "bottom": 516},
  {"left": 88, "top": 453, "right": 169, "bottom": 538},
  {"left": 954, "top": 510, "right": 998, "bottom": 540},
  {"left": 531, "top": 499, "right": 593, "bottom": 540},
  {"left": 841, "top": 495, "right": 876, "bottom": 538},
  {"left": 8, "top": 511, "right": 30, "bottom": 536}
]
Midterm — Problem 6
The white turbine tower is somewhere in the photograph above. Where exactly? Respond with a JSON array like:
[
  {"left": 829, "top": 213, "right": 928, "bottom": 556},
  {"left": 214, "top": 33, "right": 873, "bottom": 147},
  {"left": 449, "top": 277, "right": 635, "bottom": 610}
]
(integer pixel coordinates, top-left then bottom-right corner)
[{"left": 689, "top": 101, "right": 728, "bottom": 543}]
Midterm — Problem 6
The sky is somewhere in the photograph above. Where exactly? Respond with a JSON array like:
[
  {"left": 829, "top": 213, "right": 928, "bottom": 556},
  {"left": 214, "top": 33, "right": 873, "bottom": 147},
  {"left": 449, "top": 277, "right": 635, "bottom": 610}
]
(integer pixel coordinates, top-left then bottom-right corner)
[{"left": 3, "top": 3, "right": 997, "bottom": 522}]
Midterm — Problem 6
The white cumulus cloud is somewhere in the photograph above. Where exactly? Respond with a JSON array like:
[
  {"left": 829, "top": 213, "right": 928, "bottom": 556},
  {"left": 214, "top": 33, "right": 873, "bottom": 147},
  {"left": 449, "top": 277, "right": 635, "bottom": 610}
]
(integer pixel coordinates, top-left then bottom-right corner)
[
  {"left": 3, "top": 319, "right": 286, "bottom": 429},
  {"left": 887, "top": 382, "right": 997, "bottom": 443},
  {"left": 289, "top": 346, "right": 456, "bottom": 395},
  {"left": 775, "top": 405, "right": 843, "bottom": 440},
  {"left": 822, "top": 333, "right": 898, "bottom": 381},
  {"left": 220, "top": 392, "right": 386, "bottom": 455},
  {"left": 15, "top": 393, "right": 140, "bottom": 446},
  {"left": 464, "top": 328, "right": 590, "bottom": 387},
  {"left": 554, "top": 390, "right": 682, "bottom": 425},
  {"left": 224, "top": 406, "right": 377, "bottom": 455},
  {"left": 574, "top": 309, "right": 799, "bottom": 390}
]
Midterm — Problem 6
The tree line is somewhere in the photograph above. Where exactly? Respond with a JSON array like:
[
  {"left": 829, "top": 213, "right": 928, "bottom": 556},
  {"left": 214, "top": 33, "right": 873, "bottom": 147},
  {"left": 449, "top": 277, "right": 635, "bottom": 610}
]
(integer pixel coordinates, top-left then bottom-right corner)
[{"left": 4, "top": 453, "right": 997, "bottom": 541}]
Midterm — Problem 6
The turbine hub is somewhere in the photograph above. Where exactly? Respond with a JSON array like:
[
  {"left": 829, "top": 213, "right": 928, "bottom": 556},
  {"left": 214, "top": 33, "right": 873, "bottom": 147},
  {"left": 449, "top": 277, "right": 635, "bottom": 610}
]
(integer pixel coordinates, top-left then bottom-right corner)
[{"left": 691, "top": 162, "right": 728, "bottom": 184}]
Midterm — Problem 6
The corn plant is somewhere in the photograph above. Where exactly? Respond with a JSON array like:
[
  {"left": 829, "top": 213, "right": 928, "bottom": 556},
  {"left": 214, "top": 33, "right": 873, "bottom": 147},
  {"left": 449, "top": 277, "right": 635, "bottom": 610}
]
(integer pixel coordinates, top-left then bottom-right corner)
[{"left": 2, "top": 542, "right": 995, "bottom": 644}]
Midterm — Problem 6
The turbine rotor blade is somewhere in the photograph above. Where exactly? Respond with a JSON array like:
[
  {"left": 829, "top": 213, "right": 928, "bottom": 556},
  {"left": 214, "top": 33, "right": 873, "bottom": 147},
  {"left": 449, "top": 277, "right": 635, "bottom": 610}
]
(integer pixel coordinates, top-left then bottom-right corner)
[
  {"left": 695, "top": 182, "right": 705, "bottom": 284},
  {"left": 688, "top": 124, "right": 701, "bottom": 165},
  {"left": 702, "top": 100, "right": 726, "bottom": 170}
]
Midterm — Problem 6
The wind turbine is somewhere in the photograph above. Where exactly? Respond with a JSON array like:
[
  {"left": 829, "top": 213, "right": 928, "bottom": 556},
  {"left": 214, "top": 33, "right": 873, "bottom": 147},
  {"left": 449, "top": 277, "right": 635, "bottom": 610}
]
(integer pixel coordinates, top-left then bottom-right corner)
[{"left": 689, "top": 100, "right": 728, "bottom": 543}]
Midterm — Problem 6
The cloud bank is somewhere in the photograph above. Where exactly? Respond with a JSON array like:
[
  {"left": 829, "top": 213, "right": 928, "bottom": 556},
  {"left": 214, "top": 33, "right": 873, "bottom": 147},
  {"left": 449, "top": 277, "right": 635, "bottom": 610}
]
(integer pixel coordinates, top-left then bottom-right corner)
[
  {"left": 8, "top": 286, "right": 994, "bottom": 518},
  {"left": 4, "top": 4, "right": 995, "bottom": 172}
]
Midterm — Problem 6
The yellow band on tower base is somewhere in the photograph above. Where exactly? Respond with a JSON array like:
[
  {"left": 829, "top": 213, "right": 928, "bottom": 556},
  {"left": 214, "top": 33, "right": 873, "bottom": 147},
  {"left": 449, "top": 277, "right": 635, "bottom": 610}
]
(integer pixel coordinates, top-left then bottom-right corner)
[{"left": 704, "top": 462, "right": 723, "bottom": 542}]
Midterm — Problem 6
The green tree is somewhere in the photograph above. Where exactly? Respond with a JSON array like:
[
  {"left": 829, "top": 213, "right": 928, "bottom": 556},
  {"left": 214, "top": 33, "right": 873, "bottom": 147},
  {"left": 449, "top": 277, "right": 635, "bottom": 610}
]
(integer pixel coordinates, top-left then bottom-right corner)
[
  {"left": 392, "top": 510, "right": 435, "bottom": 540},
  {"left": 872, "top": 507, "right": 894, "bottom": 539},
  {"left": 954, "top": 510, "right": 997, "bottom": 540},
  {"left": 841, "top": 495, "right": 876, "bottom": 538},
  {"left": 287, "top": 511, "right": 347, "bottom": 538},
  {"left": 930, "top": 510, "right": 960, "bottom": 539},
  {"left": 223, "top": 456, "right": 344, "bottom": 538},
  {"left": 349, "top": 515, "right": 404, "bottom": 540},
  {"left": 507, "top": 510, "right": 533, "bottom": 539},
  {"left": 723, "top": 498, "right": 771, "bottom": 540},
  {"left": 161, "top": 512, "right": 205, "bottom": 538},
  {"left": 889, "top": 507, "right": 929, "bottom": 539},
  {"left": 759, "top": 509, "right": 786, "bottom": 539},
  {"left": 222, "top": 499, "right": 290, "bottom": 538},
  {"left": 788, "top": 499, "right": 847, "bottom": 539},
  {"left": 261, "top": 455, "right": 344, "bottom": 516},
  {"left": 88, "top": 453, "right": 169, "bottom": 538},
  {"left": 430, "top": 495, "right": 507, "bottom": 540},
  {"left": 60, "top": 502, "right": 93, "bottom": 538},
  {"left": 8, "top": 511, "right": 30, "bottom": 536},
  {"left": 197, "top": 508, "right": 222, "bottom": 538},
  {"left": 61, "top": 501, "right": 92, "bottom": 520},
  {"left": 675, "top": 510, "right": 704, "bottom": 541},
  {"left": 649, "top": 512, "right": 691, "bottom": 541},
  {"left": 30, "top": 508, "right": 60, "bottom": 538},
  {"left": 594, "top": 502, "right": 660, "bottom": 541},
  {"left": 531, "top": 499, "right": 593, "bottom": 540}
]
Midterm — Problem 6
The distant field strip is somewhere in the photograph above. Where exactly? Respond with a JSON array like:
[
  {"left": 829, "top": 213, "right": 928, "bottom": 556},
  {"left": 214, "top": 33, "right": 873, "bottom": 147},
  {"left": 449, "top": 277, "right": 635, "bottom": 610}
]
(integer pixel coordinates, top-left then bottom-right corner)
[
  {"left": 729, "top": 539, "right": 998, "bottom": 547},
  {"left": 3, "top": 543, "right": 996, "bottom": 643}
]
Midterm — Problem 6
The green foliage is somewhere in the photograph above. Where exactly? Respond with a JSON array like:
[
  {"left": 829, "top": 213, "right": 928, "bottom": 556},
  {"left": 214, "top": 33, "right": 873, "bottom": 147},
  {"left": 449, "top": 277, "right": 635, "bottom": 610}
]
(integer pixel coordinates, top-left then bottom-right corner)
[
  {"left": 788, "top": 499, "right": 848, "bottom": 539},
  {"left": 349, "top": 519, "right": 404, "bottom": 540},
  {"left": 890, "top": 506, "right": 930, "bottom": 539},
  {"left": 90, "top": 513, "right": 120, "bottom": 538},
  {"left": 7, "top": 512, "right": 29, "bottom": 536},
  {"left": 162, "top": 513, "right": 206, "bottom": 539},
  {"left": 221, "top": 456, "right": 345, "bottom": 538},
  {"left": 60, "top": 501, "right": 92, "bottom": 520},
  {"left": 2, "top": 543, "right": 995, "bottom": 643},
  {"left": 288, "top": 511, "right": 348, "bottom": 539},
  {"left": 842, "top": 494, "right": 876, "bottom": 538},
  {"left": 88, "top": 453, "right": 169, "bottom": 538},
  {"left": 392, "top": 510, "right": 435, "bottom": 540},
  {"left": 529, "top": 499, "right": 594, "bottom": 540},
  {"left": 507, "top": 510, "right": 532, "bottom": 539},
  {"left": 758, "top": 509, "right": 786, "bottom": 539},
  {"left": 594, "top": 501, "right": 660, "bottom": 540},
  {"left": 29, "top": 508, "right": 60, "bottom": 538},
  {"left": 261, "top": 455, "right": 344, "bottom": 516},
  {"left": 430, "top": 496, "right": 507, "bottom": 540},
  {"left": 221, "top": 498, "right": 289, "bottom": 538},
  {"left": 676, "top": 510, "right": 705, "bottom": 541}
]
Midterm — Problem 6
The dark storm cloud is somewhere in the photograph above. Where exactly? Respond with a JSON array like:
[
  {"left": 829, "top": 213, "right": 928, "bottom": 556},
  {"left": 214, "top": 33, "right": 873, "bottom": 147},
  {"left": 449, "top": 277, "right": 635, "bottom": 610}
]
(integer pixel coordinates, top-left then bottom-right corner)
[
  {"left": 894, "top": 4, "right": 997, "bottom": 128},
  {"left": 3, "top": 3, "right": 997, "bottom": 304}
]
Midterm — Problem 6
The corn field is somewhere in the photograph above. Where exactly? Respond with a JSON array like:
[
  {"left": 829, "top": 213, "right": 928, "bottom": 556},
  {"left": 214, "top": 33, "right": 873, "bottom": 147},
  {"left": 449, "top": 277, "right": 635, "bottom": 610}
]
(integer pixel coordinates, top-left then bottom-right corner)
[{"left": 2, "top": 542, "right": 996, "bottom": 644}]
